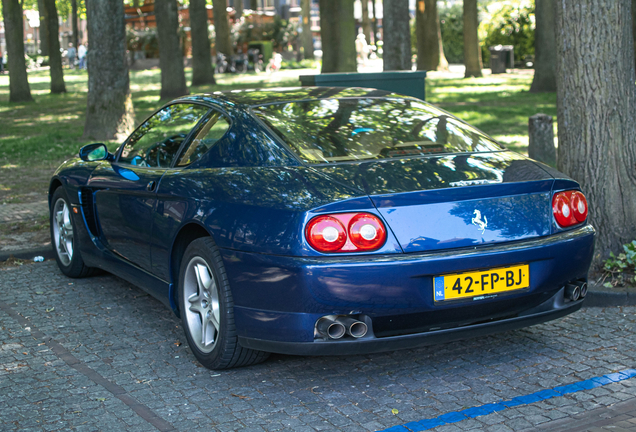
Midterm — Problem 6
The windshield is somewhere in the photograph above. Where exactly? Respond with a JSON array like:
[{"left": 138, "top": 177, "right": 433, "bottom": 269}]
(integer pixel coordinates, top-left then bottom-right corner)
[{"left": 253, "top": 98, "right": 503, "bottom": 164}]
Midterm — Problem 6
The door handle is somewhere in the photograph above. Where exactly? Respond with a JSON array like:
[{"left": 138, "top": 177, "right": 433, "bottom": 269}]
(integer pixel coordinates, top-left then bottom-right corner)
[{"left": 146, "top": 181, "right": 156, "bottom": 192}]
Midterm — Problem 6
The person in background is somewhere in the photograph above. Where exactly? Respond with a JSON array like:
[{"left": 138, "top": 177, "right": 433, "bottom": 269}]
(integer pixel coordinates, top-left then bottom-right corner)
[
  {"left": 67, "top": 43, "right": 77, "bottom": 69},
  {"left": 78, "top": 44, "right": 87, "bottom": 70}
]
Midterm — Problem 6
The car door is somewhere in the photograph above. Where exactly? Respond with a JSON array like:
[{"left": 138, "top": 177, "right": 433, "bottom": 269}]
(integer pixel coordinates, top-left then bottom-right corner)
[
  {"left": 87, "top": 103, "right": 210, "bottom": 271},
  {"left": 149, "top": 110, "right": 233, "bottom": 279}
]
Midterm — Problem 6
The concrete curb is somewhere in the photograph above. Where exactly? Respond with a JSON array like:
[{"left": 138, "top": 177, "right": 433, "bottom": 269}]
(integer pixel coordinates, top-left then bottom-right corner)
[
  {"left": 584, "top": 283, "right": 636, "bottom": 308},
  {"left": 0, "top": 245, "right": 55, "bottom": 263}
]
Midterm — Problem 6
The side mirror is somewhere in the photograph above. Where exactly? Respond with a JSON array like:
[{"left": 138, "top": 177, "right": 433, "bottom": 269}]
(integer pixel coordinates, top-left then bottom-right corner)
[{"left": 79, "top": 143, "right": 112, "bottom": 162}]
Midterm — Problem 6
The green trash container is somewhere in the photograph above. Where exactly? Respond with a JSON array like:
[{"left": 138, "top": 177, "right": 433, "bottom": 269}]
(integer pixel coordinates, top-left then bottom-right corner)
[{"left": 299, "top": 71, "right": 426, "bottom": 101}]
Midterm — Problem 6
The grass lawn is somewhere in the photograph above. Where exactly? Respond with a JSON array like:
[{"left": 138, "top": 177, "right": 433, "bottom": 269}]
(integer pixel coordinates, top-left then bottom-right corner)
[{"left": 0, "top": 67, "right": 556, "bottom": 204}]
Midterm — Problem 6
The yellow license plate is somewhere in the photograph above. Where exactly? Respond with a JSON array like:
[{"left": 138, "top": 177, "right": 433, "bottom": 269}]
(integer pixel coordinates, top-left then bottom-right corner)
[{"left": 434, "top": 264, "right": 530, "bottom": 302}]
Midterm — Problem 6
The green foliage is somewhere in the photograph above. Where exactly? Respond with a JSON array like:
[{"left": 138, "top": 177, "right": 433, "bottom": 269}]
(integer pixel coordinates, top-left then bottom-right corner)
[
  {"left": 439, "top": 3, "right": 464, "bottom": 64},
  {"left": 235, "top": 16, "right": 295, "bottom": 51},
  {"left": 481, "top": 0, "right": 535, "bottom": 66},
  {"left": 602, "top": 241, "right": 636, "bottom": 287},
  {"left": 280, "top": 59, "right": 320, "bottom": 70},
  {"left": 126, "top": 28, "right": 160, "bottom": 58}
]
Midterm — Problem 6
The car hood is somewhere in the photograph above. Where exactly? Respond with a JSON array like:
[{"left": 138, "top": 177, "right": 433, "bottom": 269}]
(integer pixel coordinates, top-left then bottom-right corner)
[{"left": 311, "top": 151, "right": 567, "bottom": 253}]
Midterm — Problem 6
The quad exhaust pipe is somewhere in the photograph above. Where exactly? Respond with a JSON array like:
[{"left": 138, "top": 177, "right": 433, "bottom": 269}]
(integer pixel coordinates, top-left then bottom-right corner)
[
  {"left": 316, "top": 316, "right": 368, "bottom": 340},
  {"left": 565, "top": 280, "right": 587, "bottom": 301}
]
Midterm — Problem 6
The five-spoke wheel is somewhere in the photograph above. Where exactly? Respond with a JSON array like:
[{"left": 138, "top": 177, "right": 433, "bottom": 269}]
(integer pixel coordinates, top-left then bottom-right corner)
[
  {"left": 52, "top": 197, "right": 74, "bottom": 266},
  {"left": 178, "top": 237, "right": 269, "bottom": 370},
  {"left": 182, "top": 257, "right": 221, "bottom": 353},
  {"left": 49, "top": 187, "right": 93, "bottom": 278}
]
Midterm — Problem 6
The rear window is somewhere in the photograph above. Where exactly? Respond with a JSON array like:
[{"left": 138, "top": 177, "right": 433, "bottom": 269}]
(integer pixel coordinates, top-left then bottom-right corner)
[{"left": 253, "top": 98, "right": 503, "bottom": 164}]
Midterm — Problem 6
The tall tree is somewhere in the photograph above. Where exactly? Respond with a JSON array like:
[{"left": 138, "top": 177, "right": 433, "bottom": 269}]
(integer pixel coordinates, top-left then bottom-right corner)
[
  {"left": 371, "top": 0, "right": 378, "bottom": 43},
  {"left": 213, "top": 0, "right": 233, "bottom": 56},
  {"left": 555, "top": 0, "right": 636, "bottom": 267},
  {"left": 44, "top": 0, "right": 66, "bottom": 93},
  {"left": 83, "top": 0, "right": 135, "bottom": 141},
  {"left": 416, "top": 0, "right": 448, "bottom": 71},
  {"left": 319, "top": 0, "right": 356, "bottom": 73},
  {"left": 360, "top": 0, "right": 371, "bottom": 44},
  {"left": 463, "top": 0, "right": 482, "bottom": 77},
  {"left": 1, "top": 0, "right": 34, "bottom": 102},
  {"left": 383, "top": 0, "right": 411, "bottom": 70},
  {"left": 530, "top": 0, "right": 556, "bottom": 92},
  {"left": 37, "top": 0, "right": 49, "bottom": 56},
  {"left": 190, "top": 0, "right": 216, "bottom": 85},
  {"left": 301, "top": 0, "right": 314, "bottom": 59},
  {"left": 155, "top": 0, "right": 188, "bottom": 99},
  {"left": 632, "top": 0, "right": 635, "bottom": 70},
  {"left": 71, "top": 0, "right": 79, "bottom": 50}
]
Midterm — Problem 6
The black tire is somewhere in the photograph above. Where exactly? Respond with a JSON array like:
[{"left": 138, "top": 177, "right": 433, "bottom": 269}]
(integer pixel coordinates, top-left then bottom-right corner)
[
  {"left": 178, "top": 237, "right": 269, "bottom": 370},
  {"left": 50, "top": 187, "right": 94, "bottom": 278}
]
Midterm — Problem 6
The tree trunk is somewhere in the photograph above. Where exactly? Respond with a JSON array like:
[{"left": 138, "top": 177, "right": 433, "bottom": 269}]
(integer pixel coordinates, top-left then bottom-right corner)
[
  {"left": 555, "top": 0, "right": 636, "bottom": 268},
  {"left": 371, "top": 0, "right": 378, "bottom": 43},
  {"left": 530, "top": 0, "right": 556, "bottom": 92},
  {"left": 463, "top": 0, "right": 482, "bottom": 78},
  {"left": 37, "top": 0, "right": 49, "bottom": 56},
  {"left": 632, "top": 0, "right": 635, "bottom": 71},
  {"left": 155, "top": 0, "right": 188, "bottom": 100},
  {"left": 190, "top": 0, "right": 216, "bottom": 86},
  {"left": 44, "top": 0, "right": 67, "bottom": 93},
  {"left": 416, "top": 0, "right": 448, "bottom": 71},
  {"left": 235, "top": 0, "right": 243, "bottom": 18},
  {"left": 338, "top": 0, "right": 356, "bottom": 72},
  {"left": 383, "top": 0, "right": 411, "bottom": 70},
  {"left": 249, "top": 0, "right": 257, "bottom": 10},
  {"left": 1, "top": 0, "right": 34, "bottom": 102},
  {"left": 319, "top": 0, "right": 356, "bottom": 73},
  {"left": 301, "top": 0, "right": 314, "bottom": 60},
  {"left": 360, "top": 0, "right": 371, "bottom": 44},
  {"left": 71, "top": 0, "right": 79, "bottom": 51},
  {"left": 213, "top": 0, "right": 233, "bottom": 56},
  {"left": 83, "top": 0, "right": 135, "bottom": 141}
]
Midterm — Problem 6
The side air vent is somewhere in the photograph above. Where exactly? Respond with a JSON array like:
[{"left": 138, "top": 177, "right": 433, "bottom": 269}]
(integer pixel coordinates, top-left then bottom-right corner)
[{"left": 79, "top": 189, "right": 99, "bottom": 237}]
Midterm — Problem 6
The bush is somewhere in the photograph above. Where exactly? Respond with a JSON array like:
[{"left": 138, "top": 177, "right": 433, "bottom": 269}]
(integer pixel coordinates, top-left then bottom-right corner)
[
  {"left": 602, "top": 241, "right": 636, "bottom": 287},
  {"left": 481, "top": 0, "right": 535, "bottom": 66},
  {"left": 126, "top": 29, "right": 160, "bottom": 58},
  {"left": 280, "top": 59, "right": 320, "bottom": 70},
  {"left": 439, "top": 3, "right": 464, "bottom": 64}
]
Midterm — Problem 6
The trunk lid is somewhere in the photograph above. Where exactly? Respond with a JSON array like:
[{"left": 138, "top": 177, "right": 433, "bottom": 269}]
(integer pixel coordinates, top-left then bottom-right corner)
[{"left": 312, "top": 151, "right": 556, "bottom": 253}]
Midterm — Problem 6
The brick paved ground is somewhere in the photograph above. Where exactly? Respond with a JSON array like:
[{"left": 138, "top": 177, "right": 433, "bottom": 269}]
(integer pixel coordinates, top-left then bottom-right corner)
[
  {"left": 1, "top": 261, "right": 635, "bottom": 431},
  {"left": 0, "top": 201, "right": 49, "bottom": 223}
]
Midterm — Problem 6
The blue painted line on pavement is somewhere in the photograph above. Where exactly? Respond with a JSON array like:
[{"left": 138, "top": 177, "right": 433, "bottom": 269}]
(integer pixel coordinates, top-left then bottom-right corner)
[{"left": 379, "top": 368, "right": 636, "bottom": 432}]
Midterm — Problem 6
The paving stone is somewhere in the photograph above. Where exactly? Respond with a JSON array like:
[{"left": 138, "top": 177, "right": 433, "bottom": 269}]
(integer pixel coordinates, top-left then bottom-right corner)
[{"left": 1, "top": 262, "right": 636, "bottom": 432}]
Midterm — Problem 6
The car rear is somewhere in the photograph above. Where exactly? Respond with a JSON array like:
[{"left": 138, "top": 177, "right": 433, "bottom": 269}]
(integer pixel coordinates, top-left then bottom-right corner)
[{"left": 230, "top": 93, "right": 595, "bottom": 355}]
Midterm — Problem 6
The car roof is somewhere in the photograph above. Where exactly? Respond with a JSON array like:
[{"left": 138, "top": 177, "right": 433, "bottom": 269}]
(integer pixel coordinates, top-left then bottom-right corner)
[{"left": 174, "top": 87, "right": 408, "bottom": 110}]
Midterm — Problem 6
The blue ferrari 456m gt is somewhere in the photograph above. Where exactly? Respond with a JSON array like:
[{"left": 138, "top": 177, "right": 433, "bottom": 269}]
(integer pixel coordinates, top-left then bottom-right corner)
[{"left": 49, "top": 87, "right": 595, "bottom": 370}]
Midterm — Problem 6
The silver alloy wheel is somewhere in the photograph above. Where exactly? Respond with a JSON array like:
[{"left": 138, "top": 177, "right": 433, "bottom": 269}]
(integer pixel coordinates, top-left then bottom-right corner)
[
  {"left": 52, "top": 198, "right": 74, "bottom": 266},
  {"left": 183, "top": 256, "right": 221, "bottom": 353}
]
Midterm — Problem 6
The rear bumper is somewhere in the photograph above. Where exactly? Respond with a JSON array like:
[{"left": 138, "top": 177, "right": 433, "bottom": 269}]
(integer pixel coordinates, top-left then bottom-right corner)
[
  {"left": 222, "top": 225, "right": 594, "bottom": 353},
  {"left": 238, "top": 289, "right": 582, "bottom": 356}
]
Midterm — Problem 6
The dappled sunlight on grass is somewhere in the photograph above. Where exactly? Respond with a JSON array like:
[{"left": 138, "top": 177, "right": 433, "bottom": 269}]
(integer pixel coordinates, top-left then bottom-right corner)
[{"left": 1, "top": 67, "right": 553, "bottom": 199}]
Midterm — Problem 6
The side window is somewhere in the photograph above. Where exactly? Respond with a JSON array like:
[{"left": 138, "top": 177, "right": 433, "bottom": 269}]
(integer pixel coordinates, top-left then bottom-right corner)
[
  {"left": 176, "top": 111, "right": 231, "bottom": 166},
  {"left": 119, "top": 104, "right": 209, "bottom": 168}
]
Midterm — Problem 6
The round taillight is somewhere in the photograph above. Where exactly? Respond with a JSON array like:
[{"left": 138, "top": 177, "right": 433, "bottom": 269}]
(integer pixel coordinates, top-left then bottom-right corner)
[
  {"left": 306, "top": 216, "right": 347, "bottom": 252},
  {"left": 571, "top": 191, "right": 588, "bottom": 222},
  {"left": 552, "top": 193, "right": 573, "bottom": 227},
  {"left": 348, "top": 213, "right": 387, "bottom": 251},
  {"left": 552, "top": 190, "right": 588, "bottom": 228}
]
